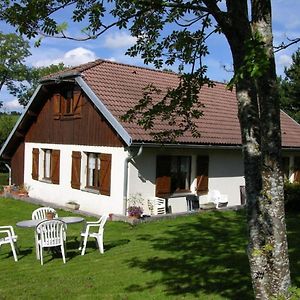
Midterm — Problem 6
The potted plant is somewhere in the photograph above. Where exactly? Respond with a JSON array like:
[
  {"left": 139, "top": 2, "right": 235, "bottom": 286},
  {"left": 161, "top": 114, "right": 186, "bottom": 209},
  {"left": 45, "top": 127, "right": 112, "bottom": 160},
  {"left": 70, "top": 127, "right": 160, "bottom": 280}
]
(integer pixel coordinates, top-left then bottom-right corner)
[
  {"left": 127, "top": 205, "right": 143, "bottom": 219},
  {"left": 18, "top": 184, "right": 30, "bottom": 197},
  {"left": 127, "top": 193, "right": 144, "bottom": 219}
]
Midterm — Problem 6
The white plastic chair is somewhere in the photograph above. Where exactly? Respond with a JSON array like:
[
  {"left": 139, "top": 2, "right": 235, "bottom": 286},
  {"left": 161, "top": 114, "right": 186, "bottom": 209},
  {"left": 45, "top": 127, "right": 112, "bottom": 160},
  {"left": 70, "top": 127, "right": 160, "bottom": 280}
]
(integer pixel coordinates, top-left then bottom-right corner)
[
  {"left": 32, "top": 207, "right": 58, "bottom": 259},
  {"left": 148, "top": 197, "right": 166, "bottom": 215},
  {"left": 79, "top": 215, "right": 108, "bottom": 256},
  {"left": 209, "top": 190, "right": 228, "bottom": 209},
  {"left": 35, "top": 220, "right": 67, "bottom": 265},
  {"left": 0, "top": 225, "right": 18, "bottom": 262},
  {"left": 32, "top": 207, "right": 58, "bottom": 220}
]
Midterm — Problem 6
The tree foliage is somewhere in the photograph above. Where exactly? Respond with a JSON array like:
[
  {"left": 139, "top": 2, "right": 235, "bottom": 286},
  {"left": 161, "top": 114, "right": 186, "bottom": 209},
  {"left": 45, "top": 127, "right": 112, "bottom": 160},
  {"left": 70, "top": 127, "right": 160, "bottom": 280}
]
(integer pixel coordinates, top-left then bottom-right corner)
[
  {"left": 0, "top": 31, "right": 30, "bottom": 107},
  {"left": 9, "top": 63, "right": 65, "bottom": 107},
  {"left": 279, "top": 48, "right": 300, "bottom": 123},
  {"left": 0, "top": 112, "right": 18, "bottom": 146}
]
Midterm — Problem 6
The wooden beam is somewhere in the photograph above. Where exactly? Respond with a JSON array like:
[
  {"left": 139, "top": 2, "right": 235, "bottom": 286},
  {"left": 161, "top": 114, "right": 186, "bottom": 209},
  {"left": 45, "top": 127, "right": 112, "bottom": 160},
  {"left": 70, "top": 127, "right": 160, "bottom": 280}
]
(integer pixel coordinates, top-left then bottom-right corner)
[
  {"left": 27, "top": 110, "right": 37, "bottom": 117},
  {"left": 15, "top": 131, "right": 24, "bottom": 138}
]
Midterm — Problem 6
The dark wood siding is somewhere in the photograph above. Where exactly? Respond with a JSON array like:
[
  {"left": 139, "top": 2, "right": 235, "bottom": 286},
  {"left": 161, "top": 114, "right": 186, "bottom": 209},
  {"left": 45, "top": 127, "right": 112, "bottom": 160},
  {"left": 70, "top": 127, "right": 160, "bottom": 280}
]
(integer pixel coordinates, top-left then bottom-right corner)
[
  {"left": 25, "top": 85, "right": 124, "bottom": 147},
  {"left": 11, "top": 142, "right": 25, "bottom": 185}
]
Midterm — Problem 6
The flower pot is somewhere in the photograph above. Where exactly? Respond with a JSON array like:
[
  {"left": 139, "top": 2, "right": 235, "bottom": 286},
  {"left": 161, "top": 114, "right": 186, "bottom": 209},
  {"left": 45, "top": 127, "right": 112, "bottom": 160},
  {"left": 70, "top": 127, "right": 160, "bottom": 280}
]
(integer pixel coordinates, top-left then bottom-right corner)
[
  {"left": 129, "top": 214, "right": 141, "bottom": 219},
  {"left": 65, "top": 202, "right": 80, "bottom": 210},
  {"left": 46, "top": 212, "right": 55, "bottom": 220}
]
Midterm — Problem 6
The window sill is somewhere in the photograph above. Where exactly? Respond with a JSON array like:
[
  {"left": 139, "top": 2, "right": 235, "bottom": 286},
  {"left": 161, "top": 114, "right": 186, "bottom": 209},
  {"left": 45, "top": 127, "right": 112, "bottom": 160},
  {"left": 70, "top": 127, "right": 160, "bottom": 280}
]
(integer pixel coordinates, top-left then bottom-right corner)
[
  {"left": 169, "top": 191, "right": 193, "bottom": 198},
  {"left": 157, "top": 191, "right": 193, "bottom": 199},
  {"left": 40, "top": 178, "right": 53, "bottom": 184},
  {"left": 82, "top": 187, "right": 100, "bottom": 195},
  {"left": 60, "top": 115, "right": 82, "bottom": 120}
]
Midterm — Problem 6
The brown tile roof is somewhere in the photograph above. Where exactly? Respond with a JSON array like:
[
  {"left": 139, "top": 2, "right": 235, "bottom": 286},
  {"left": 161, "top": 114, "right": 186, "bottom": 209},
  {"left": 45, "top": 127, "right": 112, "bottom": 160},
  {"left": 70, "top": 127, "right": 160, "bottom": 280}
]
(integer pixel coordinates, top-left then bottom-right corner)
[{"left": 49, "top": 59, "right": 300, "bottom": 148}]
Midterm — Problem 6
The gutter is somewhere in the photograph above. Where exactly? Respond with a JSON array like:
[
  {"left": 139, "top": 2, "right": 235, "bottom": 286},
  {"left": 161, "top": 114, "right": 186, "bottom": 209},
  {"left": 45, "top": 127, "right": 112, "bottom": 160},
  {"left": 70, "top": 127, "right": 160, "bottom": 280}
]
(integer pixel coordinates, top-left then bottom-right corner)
[
  {"left": 5, "top": 164, "right": 11, "bottom": 185},
  {"left": 123, "top": 145, "right": 143, "bottom": 215},
  {"left": 131, "top": 142, "right": 243, "bottom": 150}
]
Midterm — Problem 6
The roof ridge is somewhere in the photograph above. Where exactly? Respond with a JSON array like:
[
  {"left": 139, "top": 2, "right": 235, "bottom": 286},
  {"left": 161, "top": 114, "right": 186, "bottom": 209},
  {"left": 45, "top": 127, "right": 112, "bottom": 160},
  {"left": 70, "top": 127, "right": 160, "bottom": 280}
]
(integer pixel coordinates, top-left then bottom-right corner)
[
  {"left": 85, "top": 58, "right": 179, "bottom": 76},
  {"left": 83, "top": 59, "right": 231, "bottom": 87},
  {"left": 42, "top": 58, "right": 230, "bottom": 88}
]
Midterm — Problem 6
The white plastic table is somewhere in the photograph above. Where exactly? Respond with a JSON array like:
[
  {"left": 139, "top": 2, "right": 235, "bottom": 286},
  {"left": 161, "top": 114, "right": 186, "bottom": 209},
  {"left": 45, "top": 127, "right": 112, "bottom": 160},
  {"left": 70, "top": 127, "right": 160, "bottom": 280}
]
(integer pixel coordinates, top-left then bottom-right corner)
[
  {"left": 16, "top": 217, "right": 85, "bottom": 259},
  {"left": 16, "top": 216, "right": 85, "bottom": 228}
]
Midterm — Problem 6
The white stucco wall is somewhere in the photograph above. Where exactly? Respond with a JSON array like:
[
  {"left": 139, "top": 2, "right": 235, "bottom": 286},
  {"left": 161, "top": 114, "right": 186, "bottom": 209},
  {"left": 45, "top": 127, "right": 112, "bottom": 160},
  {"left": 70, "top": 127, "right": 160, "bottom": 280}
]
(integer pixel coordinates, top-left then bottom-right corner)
[
  {"left": 24, "top": 142, "right": 127, "bottom": 215},
  {"left": 127, "top": 147, "right": 245, "bottom": 214}
]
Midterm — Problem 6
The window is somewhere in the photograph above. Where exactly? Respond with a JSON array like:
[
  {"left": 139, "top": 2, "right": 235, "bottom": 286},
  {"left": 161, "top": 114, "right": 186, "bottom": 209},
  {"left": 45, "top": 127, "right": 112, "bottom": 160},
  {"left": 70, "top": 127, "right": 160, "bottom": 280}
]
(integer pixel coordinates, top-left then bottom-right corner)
[
  {"left": 294, "top": 157, "right": 300, "bottom": 183},
  {"left": 86, "top": 153, "right": 101, "bottom": 189},
  {"left": 76, "top": 152, "right": 111, "bottom": 195},
  {"left": 196, "top": 156, "right": 209, "bottom": 194},
  {"left": 156, "top": 155, "right": 191, "bottom": 197},
  {"left": 63, "top": 90, "right": 73, "bottom": 115},
  {"left": 31, "top": 148, "right": 60, "bottom": 184},
  {"left": 53, "top": 85, "right": 82, "bottom": 119},
  {"left": 282, "top": 157, "right": 290, "bottom": 180},
  {"left": 43, "top": 149, "right": 51, "bottom": 179}
]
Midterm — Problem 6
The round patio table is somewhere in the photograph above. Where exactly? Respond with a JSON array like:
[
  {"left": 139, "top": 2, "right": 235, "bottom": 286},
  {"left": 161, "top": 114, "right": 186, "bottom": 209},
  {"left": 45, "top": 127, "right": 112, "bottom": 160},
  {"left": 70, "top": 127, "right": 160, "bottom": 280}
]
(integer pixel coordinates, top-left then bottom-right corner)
[
  {"left": 16, "top": 216, "right": 85, "bottom": 228},
  {"left": 16, "top": 216, "right": 85, "bottom": 260}
]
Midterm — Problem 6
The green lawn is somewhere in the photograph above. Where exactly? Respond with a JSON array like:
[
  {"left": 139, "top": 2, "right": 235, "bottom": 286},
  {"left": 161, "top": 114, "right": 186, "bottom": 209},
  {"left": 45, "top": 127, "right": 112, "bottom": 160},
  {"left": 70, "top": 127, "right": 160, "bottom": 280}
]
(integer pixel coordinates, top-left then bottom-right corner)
[{"left": 0, "top": 197, "right": 299, "bottom": 299}]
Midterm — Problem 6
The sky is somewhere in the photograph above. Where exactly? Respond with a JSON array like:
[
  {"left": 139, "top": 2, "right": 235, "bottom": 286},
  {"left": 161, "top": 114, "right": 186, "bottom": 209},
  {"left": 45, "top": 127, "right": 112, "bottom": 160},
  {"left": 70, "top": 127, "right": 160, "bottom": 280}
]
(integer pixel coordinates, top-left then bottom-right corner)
[{"left": 1, "top": 0, "right": 300, "bottom": 112}]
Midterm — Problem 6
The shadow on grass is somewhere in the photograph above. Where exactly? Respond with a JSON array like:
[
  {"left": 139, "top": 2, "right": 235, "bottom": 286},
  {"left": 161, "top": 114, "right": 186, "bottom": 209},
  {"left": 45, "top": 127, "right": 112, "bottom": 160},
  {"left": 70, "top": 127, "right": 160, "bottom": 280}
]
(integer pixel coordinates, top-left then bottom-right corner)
[
  {"left": 64, "top": 236, "right": 130, "bottom": 257},
  {"left": 126, "top": 210, "right": 253, "bottom": 299},
  {"left": 286, "top": 211, "right": 300, "bottom": 287}
]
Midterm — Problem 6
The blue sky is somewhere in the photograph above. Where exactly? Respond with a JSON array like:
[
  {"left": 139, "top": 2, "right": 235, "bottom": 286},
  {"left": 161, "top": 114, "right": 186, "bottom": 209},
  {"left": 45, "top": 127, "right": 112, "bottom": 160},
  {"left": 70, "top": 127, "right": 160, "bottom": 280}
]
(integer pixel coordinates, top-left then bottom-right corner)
[{"left": 1, "top": 0, "right": 300, "bottom": 111}]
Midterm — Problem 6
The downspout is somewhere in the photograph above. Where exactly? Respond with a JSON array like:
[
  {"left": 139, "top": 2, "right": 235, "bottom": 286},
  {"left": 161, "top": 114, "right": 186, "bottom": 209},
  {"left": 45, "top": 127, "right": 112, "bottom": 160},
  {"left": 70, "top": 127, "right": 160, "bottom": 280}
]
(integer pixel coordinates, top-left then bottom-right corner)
[
  {"left": 123, "top": 145, "right": 143, "bottom": 215},
  {"left": 4, "top": 163, "right": 11, "bottom": 185}
]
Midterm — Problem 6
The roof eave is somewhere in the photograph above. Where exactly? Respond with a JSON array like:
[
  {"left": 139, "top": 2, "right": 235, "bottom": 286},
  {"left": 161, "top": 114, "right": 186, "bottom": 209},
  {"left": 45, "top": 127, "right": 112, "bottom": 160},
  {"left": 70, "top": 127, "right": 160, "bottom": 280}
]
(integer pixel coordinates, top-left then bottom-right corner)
[{"left": 130, "top": 141, "right": 242, "bottom": 150}]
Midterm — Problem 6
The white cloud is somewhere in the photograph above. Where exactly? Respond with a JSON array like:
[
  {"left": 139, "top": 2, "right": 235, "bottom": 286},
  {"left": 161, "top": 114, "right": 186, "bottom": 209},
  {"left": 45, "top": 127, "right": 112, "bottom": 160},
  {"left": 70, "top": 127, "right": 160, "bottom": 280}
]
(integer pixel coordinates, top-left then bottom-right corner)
[
  {"left": 33, "top": 47, "right": 97, "bottom": 67},
  {"left": 104, "top": 53, "right": 144, "bottom": 66},
  {"left": 277, "top": 54, "right": 292, "bottom": 68},
  {"left": 103, "top": 32, "right": 137, "bottom": 49},
  {"left": 107, "top": 57, "right": 117, "bottom": 62},
  {"left": 2, "top": 99, "right": 24, "bottom": 112}
]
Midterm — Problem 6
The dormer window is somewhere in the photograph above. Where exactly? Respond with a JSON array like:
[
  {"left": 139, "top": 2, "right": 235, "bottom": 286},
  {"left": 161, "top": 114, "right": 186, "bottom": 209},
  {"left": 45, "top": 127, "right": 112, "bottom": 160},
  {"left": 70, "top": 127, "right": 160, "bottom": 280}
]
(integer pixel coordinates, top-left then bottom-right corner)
[{"left": 53, "top": 85, "right": 82, "bottom": 119}]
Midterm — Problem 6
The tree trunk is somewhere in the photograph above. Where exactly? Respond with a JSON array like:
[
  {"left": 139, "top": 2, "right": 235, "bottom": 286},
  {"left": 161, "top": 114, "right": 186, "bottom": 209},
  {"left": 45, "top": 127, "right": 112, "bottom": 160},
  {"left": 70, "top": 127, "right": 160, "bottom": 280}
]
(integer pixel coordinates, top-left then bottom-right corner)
[{"left": 214, "top": 0, "right": 291, "bottom": 298}]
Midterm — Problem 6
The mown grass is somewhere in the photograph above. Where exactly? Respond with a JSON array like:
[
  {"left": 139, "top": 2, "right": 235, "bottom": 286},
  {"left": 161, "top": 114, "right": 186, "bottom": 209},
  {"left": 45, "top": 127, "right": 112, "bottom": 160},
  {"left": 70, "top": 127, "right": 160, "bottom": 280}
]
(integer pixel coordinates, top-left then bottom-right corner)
[{"left": 0, "top": 197, "right": 299, "bottom": 299}]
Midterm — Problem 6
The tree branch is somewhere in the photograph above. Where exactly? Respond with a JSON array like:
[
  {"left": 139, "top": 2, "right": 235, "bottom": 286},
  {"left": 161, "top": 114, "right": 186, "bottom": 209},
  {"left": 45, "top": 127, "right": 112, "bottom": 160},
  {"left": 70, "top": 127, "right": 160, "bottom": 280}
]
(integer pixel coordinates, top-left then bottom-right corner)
[{"left": 274, "top": 37, "right": 300, "bottom": 53}]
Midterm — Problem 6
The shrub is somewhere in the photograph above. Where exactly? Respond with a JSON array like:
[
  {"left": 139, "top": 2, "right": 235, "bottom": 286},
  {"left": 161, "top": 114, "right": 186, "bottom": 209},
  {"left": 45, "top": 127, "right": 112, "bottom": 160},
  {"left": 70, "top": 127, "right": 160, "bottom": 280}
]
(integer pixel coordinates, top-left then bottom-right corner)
[{"left": 284, "top": 181, "right": 300, "bottom": 211}]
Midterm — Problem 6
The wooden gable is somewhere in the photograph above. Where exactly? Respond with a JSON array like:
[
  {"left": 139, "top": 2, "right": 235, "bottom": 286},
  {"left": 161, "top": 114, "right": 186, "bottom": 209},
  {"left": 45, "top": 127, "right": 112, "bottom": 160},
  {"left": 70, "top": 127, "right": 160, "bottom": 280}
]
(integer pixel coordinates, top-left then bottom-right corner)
[{"left": 24, "top": 83, "right": 124, "bottom": 147}]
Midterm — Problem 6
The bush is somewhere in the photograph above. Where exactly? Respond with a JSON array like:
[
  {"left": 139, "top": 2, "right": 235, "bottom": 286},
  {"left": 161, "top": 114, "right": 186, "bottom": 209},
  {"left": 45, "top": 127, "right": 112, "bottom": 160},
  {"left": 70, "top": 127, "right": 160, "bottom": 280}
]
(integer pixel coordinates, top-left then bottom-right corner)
[
  {"left": 284, "top": 182, "right": 300, "bottom": 211},
  {"left": 0, "top": 172, "right": 9, "bottom": 186}
]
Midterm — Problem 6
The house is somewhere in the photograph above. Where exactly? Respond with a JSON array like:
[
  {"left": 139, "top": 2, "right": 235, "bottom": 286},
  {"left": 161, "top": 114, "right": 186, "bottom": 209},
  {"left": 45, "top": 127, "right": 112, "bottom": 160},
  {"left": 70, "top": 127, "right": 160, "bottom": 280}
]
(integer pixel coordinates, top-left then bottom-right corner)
[{"left": 1, "top": 59, "right": 300, "bottom": 216}]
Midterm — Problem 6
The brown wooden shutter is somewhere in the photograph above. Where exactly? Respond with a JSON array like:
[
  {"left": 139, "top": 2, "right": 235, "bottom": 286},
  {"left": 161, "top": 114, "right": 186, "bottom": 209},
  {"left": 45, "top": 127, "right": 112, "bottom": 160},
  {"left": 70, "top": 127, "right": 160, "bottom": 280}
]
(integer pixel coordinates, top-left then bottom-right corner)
[
  {"left": 53, "top": 93, "right": 61, "bottom": 119},
  {"left": 156, "top": 156, "right": 171, "bottom": 197},
  {"left": 71, "top": 151, "right": 81, "bottom": 189},
  {"left": 32, "top": 148, "right": 39, "bottom": 180},
  {"left": 99, "top": 153, "right": 111, "bottom": 196},
  {"left": 51, "top": 150, "right": 60, "bottom": 184},
  {"left": 196, "top": 155, "right": 209, "bottom": 194},
  {"left": 72, "top": 89, "right": 82, "bottom": 116}
]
